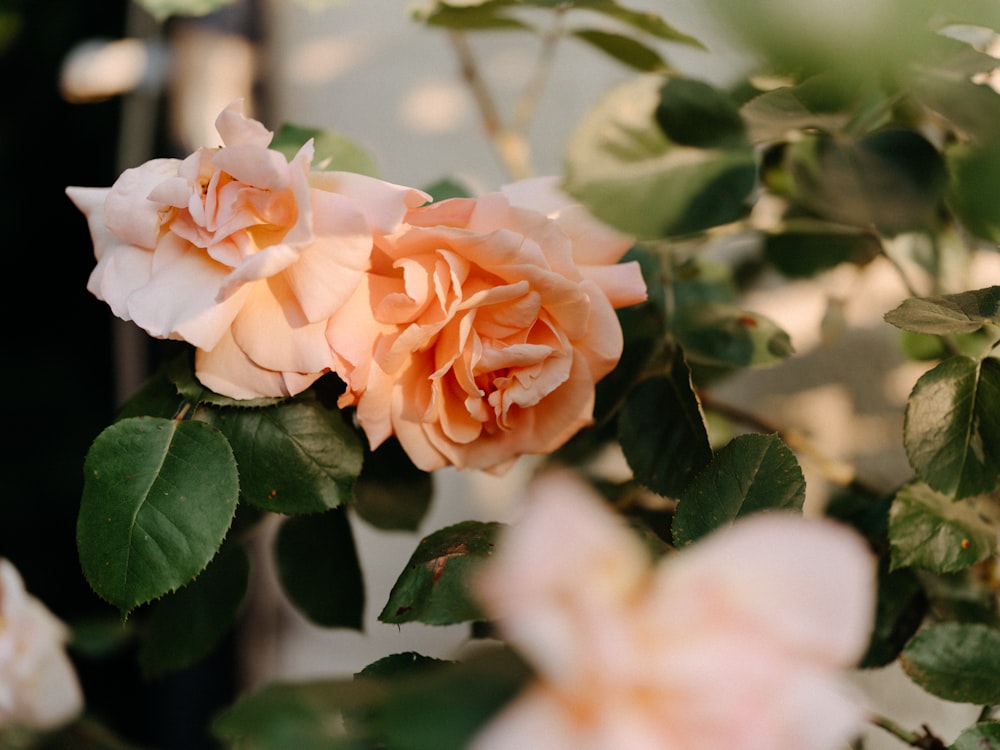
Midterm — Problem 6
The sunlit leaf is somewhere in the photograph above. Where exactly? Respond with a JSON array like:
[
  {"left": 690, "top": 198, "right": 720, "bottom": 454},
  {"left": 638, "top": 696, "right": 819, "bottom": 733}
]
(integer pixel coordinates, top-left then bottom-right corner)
[
  {"left": 888, "top": 481, "right": 997, "bottom": 573},
  {"left": 198, "top": 393, "right": 363, "bottom": 514},
  {"left": 275, "top": 508, "right": 365, "bottom": 630},
  {"left": 672, "top": 433, "right": 806, "bottom": 545},
  {"left": 137, "top": 541, "right": 249, "bottom": 677},
  {"left": 563, "top": 75, "right": 755, "bottom": 239},
  {"left": 133, "top": 0, "right": 236, "bottom": 21},
  {"left": 619, "top": 348, "right": 713, "bottom": 498},
  {"left": 904, "top": 356, "right": 1000, "bottom": 499},
  {"left": 78, "top": 417, "right": 239, "bottom": 616},
  {"left": 379, "top": 521, "right": 502, "bottom": 625},
  {"left": 902, "top": 622, "right": 1000, "bottom": 704},
  {"left": 885, "top": 287, "right": 1000, "bottom": 335}
]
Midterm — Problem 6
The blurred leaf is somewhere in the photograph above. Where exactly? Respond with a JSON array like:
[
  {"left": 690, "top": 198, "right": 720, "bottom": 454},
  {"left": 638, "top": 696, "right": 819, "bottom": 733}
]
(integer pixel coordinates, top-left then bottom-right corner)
[
  {"left": 740, "top": 74, "right": 863, "bottom": 144},
  {"left": 885, "top": 287, "right": 1000, "bottom": 335},
  {"left": 364, "top": 647, "right": 530, "bottom": 750},
  {"left": 78, "top": 417, "right": 239, "bottom": 617},
  {"left": 275, "top": 508, "right": 365, "bottom": 630},
  {"left": 619, "top": 348, "right": 713, "bottom": 498},
  {"left": 138, "top": 541, "right": 249, "bottom": 677},
  {"left": 902, "top": 622, "right": 1000, "bottom": 704},
  {"left": 673, "top": 304, "right": 793, "bottom": 368},
  {"left": 768, "top": 129, "right": 946, "bottom": 236},
  {"left": 554, "top": 0, "right": 705, "bottom": 48},
  {"left": 133, "top": 0, "right": 236, "bottom": 20},
  {"left": 414, "top": 1, "right": 530, "bottom": 30},
  {"left": 423, "top": 177, "right": 474, "bottom": 201},
  {"left": 272, "top": 124, "right": 380, "bottom": 176},
  {"left": 950, "top": 721, "right": 1000, "bottom": 750},
  {"left": 357, "top": 652, "right": 448, "bottom": 680},
  {"left": 198, "top": 393, "right": 363, "bottom": 514},
  {"left": 904, "top": 356, "right": 1000, "bottom": 499},
  {"left": 380, "top": 521, "right": 503, "bottom": 625},
  {"left": 353, "top": 437, "right": 434, "bottom": 532},
  {"left": 862, "top": 565, "right": 928, "bottom": 669},
  {"left": 672, "top": 433, "right": 806, "bottom": 545},
  {"left": 888, "top": 481, "right": 997, "bottom": 572},
  {"left": 570, "top": 28, "right": 668, "bottom": 72},
  {"left": 762, "top": 223, "right": 881, "bottom": 278},
  {"left": 564, "top": 75, "right": 755, "bottom": 239},
  {"left": 947, "top": 140, "right": 1000, "bottom": 244},
  {"left": 655, "top": 76, "right": 748, "bottom": 149}
]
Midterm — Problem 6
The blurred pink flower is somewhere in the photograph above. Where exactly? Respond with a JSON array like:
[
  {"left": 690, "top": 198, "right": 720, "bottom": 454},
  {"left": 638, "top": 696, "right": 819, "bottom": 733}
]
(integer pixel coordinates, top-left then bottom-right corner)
[
  {"left": 0, "top": 558, "right": 83, "bottom": 730},
  {"left": 471, "top": 471, "right": 877, "bottom": 750},
  {"left": 67, "top": 100, "right": 427, "bottom": 399},
  {"left": 329, "top": 177, "right": 647, "bottom": 473}
]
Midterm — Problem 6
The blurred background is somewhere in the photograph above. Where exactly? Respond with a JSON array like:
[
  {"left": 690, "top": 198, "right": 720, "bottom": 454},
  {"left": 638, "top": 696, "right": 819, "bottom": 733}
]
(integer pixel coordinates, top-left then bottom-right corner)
[{"left": 3, "top": 0, "right": 991, "bottom": 747}]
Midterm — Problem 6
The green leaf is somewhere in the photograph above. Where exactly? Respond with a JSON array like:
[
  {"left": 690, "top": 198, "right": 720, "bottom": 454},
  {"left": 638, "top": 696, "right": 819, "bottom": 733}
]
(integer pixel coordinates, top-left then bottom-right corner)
[
  {"left": 770, "top": 129, "right": 946, "bottom": 236},
  {"left": 762, "top": 223, "right": 881, "bottom": 278},
  {"left": 164, "top": 350, "right": 283, "bottom": 409},
  {"left": 137, "top": 541, "right": 249, "bottom": 677},
  {"left": 888, "top": 481, "right": 996, "bottom": 573},
  {"left": 413, "top": 1, "right": 530, "bottom": 30},
  {"left": 364, "top": 647, "right": 530, "bottom": 750},
  {"left": 563, "top": 74, "right": 756, "bottom": 239},
  {"left": 570, "top": 28, "right": 668, "bottom": 72},
  {"left": 352, "top": 437, "right": 434, "bottom": 532},
  {"left": 901, "top": 622, "right": 1000, "bottom": 704},
  {"left": 272, "top": 124, "right": 380, "bottom": 177},
  {"left": 618, "top": 348, "right": 713, "bottom": 499},
  {"left": 885, "top": 287, "right": 1000, "bottom": 335},
  {"left": 78, "top": 417, "right": 239, "bottom": 617},
  {"left": 673, "top": 303, "right": 793, "bottom": 369},
  {"left": 198, "top": 394, "right": 363, "bottom": 514},
  {"left": 132, "top": 0, "right": 236, "bottom": 20},
  {"left": 950, "top": 722, "right": 1000, "bottom": 750},
  {"left": 862, "top": 565, "right": 928, "bottom": 669},
  {"left": 274, "top": 508, "right": 365, "bottom": 630},
  {"left": 739, "top": 74, "right": 861, "bottom": 144},
  {"left": 553, "top": 0, "right": 705, "bottom": 48},
  {"left": 903, "top": 356, "right": 1000, "bottom": 499},
  {"left": 948, "top": 140, "right": 1000, "bottom": 244},
  {"left": 116, "top": 360, "right": 185, "bottom": 421},
  {"left": 211, "top": 678, "right": 383, "bottom": 750},
  {"left": 672, "top": 433, "right": 805, "bottom": 546},
  {"left": 379, "top": 521, "right": 503, "bottom": 626},
  {"left": 422, "top": 177, "right": 474, "bottom": 201},
  {"left": 655, "top": 76, "right": 748, "bottom": 149}
]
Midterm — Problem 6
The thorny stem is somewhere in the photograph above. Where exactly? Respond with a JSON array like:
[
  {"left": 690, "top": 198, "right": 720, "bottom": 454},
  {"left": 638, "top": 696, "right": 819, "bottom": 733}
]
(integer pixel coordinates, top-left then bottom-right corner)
[{"left": 870, "top": 715, "right": 946, "bottom": 750}]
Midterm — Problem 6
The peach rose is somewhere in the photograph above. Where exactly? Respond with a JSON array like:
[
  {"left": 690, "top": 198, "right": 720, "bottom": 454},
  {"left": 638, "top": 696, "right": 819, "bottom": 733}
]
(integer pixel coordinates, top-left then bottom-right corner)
[
  {"left": 470, "top": 471, "right": 877, "bottom": 750},
  {"left": 0, "top": 558, "right": 83, "bottom": 730},
  {"left": 67, "top": 100, "right": 428, "bottom": 399},
  {"left": 328, "top": 177, "right": 647, "bottom": 473}
]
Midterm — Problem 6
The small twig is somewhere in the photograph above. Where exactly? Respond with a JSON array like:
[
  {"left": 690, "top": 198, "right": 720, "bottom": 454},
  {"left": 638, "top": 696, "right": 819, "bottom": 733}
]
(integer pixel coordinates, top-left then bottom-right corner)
[{"left": 870, "top": 716, "right": 946, "bottom": 750}]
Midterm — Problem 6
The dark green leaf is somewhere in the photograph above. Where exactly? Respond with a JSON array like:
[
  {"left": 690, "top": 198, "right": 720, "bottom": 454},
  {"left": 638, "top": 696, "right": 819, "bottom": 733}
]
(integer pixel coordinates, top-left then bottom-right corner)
[
  {"left": 164, "top": 351, "right": 282, "bottom": 409},
  {"left": 950, "top": 721, "right": 1000, "bottom": 750},
  {"left": 861, "top": 565, "right": 928, "bottom": 669},
  {"left": 673, "top": 303, "right": 793, "bottom": 369},
  {"left": 948, "top": 140, "right": 1000, "bottom": 243},
  {"left": 274, "top": 508, "right": 365, "bottom": 630},
  {"left": 272, "top": 124, "right": 379, "bottom": 177},
  {"left": 672, "top": 433, "right": 805, "bottom": 545},
  {"left": 901, "top": 622, "right": 1000, "bottom": 704},
  {"left": 422, "top": 177, "right": 474, "bottom": 201},
  {"left": 365, "top": 647, "right": 530, "bottom": 750},
  {"left": 357, "top": 652, "right": 448, "bottom": 680},
  {"left": 772, "top": 129, "right": 946, "bottom": 236},
  {"left": 904, "top": 356, "right": 1000, "bottom": 499},
  {"left": 888, "top": 481, "right": 996, "bottom": 573},
  {"left": 137, "top": 541, "right": 249, "bottom": 677},
  {"left": 353, "top": 437, "right": 433, "bottom": 532},
  {"left": 78, "top": 417, "right": 239, "bottom": 616},
  {"left": 885, "top": 287, "right": 1000, "bottom": 335},
  {"left": 379, "top": 521, "right": 503, "bottom": 625},
  {"left": 763, "top": 224, "right": 881, "bottom": 278},
  {"left": 655, "top": 76, "right": 747, "bottom": 149},
  {"left": 198, "top": 394, "right": 363, "bottom": 514},
  {"left": 563, "top": 75, "right": 755, "bottom": 239},
  {"left": 618, "top": 348, "right": 713, "bottom": 498},
  {"left": 115, "top": 360, "right": 185, "bottom": 421},
  {"left": 570, "top": 28, "right": 668, "bottom": 72}
]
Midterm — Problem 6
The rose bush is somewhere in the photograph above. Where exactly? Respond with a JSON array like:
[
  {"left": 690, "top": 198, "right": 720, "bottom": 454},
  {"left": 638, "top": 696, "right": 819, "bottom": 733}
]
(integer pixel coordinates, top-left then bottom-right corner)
[
  {"left": 328, "top": 177, "right": 647, "bottom": 473},
  {"left": 469, "top": 470, "right": 877, "bottom": 750},
  {"left": 0, "top": 558, "right": 83, "bottom": 731},
  {"left": 67, "top": 100, "right": 428, "bottom": 399}
]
